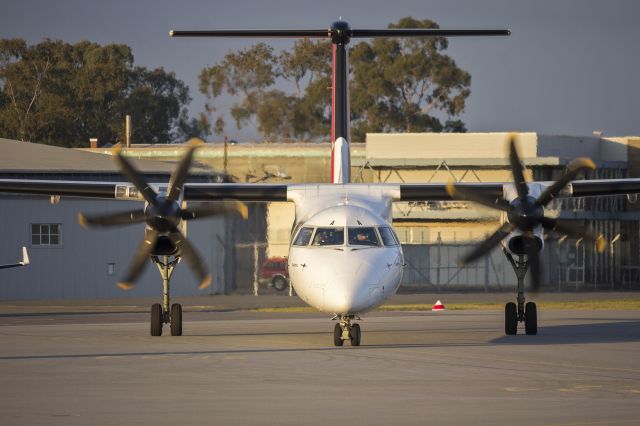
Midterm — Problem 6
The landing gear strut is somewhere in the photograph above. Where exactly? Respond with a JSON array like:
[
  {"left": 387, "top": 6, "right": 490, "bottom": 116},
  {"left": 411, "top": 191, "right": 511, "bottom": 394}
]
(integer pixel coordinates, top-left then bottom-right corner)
[
  {"left": 504, "top": 249, "right": 537, "bottom": 335},
  {"left": 149, "top": 255, "right": 183, "bottom": 336},
  {"left": 333, "top": 315, "right": 361, "bottom": 346}
]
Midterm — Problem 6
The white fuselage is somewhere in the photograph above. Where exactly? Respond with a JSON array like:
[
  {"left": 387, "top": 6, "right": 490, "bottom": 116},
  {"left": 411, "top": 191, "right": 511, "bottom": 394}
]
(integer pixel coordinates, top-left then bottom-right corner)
[{"left": 286, "top": 185, "right": 404, "bottom": 315}]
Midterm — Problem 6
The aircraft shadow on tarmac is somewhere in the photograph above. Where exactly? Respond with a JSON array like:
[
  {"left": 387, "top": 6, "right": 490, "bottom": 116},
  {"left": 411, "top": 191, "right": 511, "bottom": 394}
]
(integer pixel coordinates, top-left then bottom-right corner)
[
  {"left": 491, "top": 320, "right": 640, "bottom": 345},
  {"left": 6, "top": 322, "right": 639, "bottom": 362}
]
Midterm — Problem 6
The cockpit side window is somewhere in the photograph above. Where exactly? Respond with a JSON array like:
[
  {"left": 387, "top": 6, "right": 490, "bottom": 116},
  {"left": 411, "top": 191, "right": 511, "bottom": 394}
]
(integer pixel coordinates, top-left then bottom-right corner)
[
  {"left": 293, "top": 227, "right": 314, "bottom": 246},
  {"left": 348, "top": 227, "right": 380, "bottom": 246},
  {"left": 312, "top": 227, "right": 344, "bottom": 246},
  {"left": 378, "top": 227, "right": 399, "bottom": 246}
]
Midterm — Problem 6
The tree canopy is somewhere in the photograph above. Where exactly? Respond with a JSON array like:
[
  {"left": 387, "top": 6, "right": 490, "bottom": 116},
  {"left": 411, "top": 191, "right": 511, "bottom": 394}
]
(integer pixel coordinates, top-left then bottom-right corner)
[
  {"left": 199, "top": 17, "right": 471, "bottom": 142},
  {"left": 0, "top": 38, "right": 201, "bottom": 147}
]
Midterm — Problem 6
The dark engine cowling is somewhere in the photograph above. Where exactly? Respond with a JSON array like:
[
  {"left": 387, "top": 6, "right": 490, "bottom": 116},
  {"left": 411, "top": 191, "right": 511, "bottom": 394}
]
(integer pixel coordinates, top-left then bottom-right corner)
[
  {"left": 506, "top": 226, "right": 544, "bottom": 255},
  {"left": 152, "top": 235, "right": 179, "bottom": 256}
]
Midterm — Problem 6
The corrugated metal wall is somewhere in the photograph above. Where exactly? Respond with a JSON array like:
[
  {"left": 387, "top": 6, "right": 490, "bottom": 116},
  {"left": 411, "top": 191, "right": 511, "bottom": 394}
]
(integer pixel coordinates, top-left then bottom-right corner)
[
  {"left": 0, "top": 195, "right": 231, "bottom": 300},
  {"left": 401, "top": 243, "right": 518, "bottom": 290},
  {"left": 400, "top": 238, "right": 640, "bottom": 291}
]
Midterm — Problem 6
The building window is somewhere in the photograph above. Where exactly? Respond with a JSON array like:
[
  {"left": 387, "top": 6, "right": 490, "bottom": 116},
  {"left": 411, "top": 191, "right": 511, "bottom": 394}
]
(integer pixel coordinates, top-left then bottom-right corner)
[
  {"left": 31, "top": 223, "right": 61, "bottom": 246},
  {"left": 106, "top": 263, "right": 116, "bottom": 276}
]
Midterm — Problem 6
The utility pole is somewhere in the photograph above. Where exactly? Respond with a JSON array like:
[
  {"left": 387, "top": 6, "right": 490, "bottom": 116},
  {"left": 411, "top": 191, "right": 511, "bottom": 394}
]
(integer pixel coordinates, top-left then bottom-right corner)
[
  {"left": 223, "top": 136, "right": 229, "bottom": 175},
  {"left": 125, "top": 115, "right": 132, "bottom": 148}
]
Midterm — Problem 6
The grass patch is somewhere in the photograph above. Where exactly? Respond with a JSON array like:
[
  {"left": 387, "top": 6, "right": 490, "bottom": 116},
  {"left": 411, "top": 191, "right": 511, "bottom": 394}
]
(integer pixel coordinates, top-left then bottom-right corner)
[
  {"left": 249, "top": 307, "right": 318, "bottom": 313},
  {"left": 246, "top": 299, "right": 640, "bottom": 313},
  {"left": 378, "top": 300, "right": 640, "bottom": 311}
]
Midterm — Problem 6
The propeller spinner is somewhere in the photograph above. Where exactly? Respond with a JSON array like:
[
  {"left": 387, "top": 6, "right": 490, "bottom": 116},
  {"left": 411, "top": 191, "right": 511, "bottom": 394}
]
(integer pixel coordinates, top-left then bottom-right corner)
[
  {"left": 78, "top": 140, "right": 248, "bottom": 290},
  {"left": 447, "top": 136, "right": 606, "bottom": 291}
]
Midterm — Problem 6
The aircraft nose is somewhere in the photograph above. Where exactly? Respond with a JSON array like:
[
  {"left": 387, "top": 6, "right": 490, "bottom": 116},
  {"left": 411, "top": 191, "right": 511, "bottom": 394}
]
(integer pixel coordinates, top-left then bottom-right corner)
[
  {"left": 290, "top": 247, "right": 400, "bottom": 315},
  {"left": 323, "top": 270, "right": 378, "bottom": 314},
  {"left": 324, "top": 279, "right": 358, "bottom": 313}
]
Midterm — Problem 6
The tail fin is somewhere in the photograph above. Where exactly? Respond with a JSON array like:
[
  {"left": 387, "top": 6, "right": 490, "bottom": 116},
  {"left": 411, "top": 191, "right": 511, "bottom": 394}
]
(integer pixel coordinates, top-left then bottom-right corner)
[{"left": 331, "top": 137, "right": 350, "bottom": 183}]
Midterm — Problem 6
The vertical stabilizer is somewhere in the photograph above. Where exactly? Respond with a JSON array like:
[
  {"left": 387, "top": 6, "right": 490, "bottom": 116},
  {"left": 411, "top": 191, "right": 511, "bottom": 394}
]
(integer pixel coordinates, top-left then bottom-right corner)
[
  {"left": 169, "top": 23, "right": 509, "bottom": 186},
  {"left": 330, "top": 21, "right": 352, "bottom": 184},
  {"left": 332, "top": 137, "right": 350, "bottom": 183}
]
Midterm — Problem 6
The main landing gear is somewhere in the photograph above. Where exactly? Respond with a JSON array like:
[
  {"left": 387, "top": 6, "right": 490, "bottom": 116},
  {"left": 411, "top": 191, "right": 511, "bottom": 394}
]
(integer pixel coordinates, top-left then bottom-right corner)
[
  {"left": 504, "top": 249, "right": 537, "bottom": 335},
  {"left": 150, "top": 255, "right": 183, "bottom": 337},
  {"left": 333, "top": 315, "right": 361, "bottom": 346}
]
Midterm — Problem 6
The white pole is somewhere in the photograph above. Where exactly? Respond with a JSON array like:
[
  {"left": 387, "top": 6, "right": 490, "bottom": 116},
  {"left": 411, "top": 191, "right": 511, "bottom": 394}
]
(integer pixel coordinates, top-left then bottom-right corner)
[
  {"left": 125, "top": 115, "right": 132, "bottom": 148},
  {"left": 253, "top": 241, "right": 259, "bottom": 296}
]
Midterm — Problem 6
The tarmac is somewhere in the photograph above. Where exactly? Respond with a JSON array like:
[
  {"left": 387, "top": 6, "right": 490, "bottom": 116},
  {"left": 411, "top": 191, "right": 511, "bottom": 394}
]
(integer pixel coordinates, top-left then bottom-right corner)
[{"left": 0, "top": 293, "right": 639, "bottom": 425}]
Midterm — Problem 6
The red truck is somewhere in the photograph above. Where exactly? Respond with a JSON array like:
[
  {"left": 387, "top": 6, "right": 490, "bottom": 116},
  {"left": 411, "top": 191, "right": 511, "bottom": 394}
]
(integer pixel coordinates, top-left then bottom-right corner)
[{"left": 259, "top": 257, "right": 290, "bottom": 291}]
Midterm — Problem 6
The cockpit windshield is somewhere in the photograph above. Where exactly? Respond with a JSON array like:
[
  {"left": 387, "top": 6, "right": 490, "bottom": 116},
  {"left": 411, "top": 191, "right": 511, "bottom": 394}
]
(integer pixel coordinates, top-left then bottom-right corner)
[
  {"left": 378, "top": 227, "right": 399, "bottom": 246},
  {"left": 348, "top": 227, "right": 380, "bottom": 246},
  {"left": 312, "top": 228, "right": 344, "bottom": 246},
  {"left": 293, "top": 227, "right": 313, "bottom": 246}
]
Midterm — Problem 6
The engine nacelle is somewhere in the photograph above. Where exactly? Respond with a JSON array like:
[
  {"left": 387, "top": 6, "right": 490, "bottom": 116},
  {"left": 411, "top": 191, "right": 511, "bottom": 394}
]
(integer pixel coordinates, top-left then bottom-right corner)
[{"left": 505, "top": 226, "right": 544, "bottom": 255}]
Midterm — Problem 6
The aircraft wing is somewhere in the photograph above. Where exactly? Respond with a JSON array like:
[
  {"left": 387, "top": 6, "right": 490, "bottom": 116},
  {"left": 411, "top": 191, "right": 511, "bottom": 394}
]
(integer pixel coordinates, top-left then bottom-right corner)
[
  {"left": 0, "top": 179, "right": 290, "bottom": 202},
  {"left": 398, "top": 179, "right": 640, "bottom": 201},
  {"left": 2, "top": 178, "right": 640, "bottom": 202},
  {"left": 0, "top": 247, "right": 29, "bottom": 270},
  {"left": 0, "top": 180, "right": 119, "bottom": 199},
  {"left": 183, "top": 183, "right": 288, "bottom": 201}
]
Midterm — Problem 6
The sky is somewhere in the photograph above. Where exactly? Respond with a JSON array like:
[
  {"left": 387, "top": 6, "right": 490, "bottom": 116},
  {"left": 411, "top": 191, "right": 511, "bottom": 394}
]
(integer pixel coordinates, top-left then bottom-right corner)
[{"left": 2, "top": 0, "right": 639, "bottom": 141}]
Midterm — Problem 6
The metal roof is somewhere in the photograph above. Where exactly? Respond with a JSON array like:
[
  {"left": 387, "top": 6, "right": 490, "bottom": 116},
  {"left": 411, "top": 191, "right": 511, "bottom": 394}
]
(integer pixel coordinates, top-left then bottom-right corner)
[
  {"left": 352, "top": 157, "right": 567, "bottom": 168},
  {"left": 0, "top": 138, "right": 224, "bottom": 179}
]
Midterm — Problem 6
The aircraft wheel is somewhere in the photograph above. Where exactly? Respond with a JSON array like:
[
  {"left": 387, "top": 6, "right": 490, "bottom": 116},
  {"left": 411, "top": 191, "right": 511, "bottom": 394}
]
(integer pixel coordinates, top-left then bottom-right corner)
[
  {"left": 170, "top": 303, "right": 183, "bottom": 336},
  {"left": 350, "top": 323, "right": 361, "bottom": 346},
  {"left": 525, "top": 302, "right": 537, "bottom": 335},
  {"left": 505, "top": 302, "right": 518, "bottom": 335},
  {"left": 273, "top": 276, "right": 287, "bottom": 292},
  {"left": 333, "top": 323, "right": 344, "bottom": 346},
  {"left": 151, "top": 303, "right": 163, "bottom": 337}
]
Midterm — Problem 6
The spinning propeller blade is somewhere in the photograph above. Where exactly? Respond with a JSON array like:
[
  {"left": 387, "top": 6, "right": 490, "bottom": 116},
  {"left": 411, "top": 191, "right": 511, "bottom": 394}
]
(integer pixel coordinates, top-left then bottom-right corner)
[
  {"left": 446, "top": 182, "right": 511, "bottom": 211},
  {"left": 508, "top": 136, "right": 529, "bottom": 200},
  {"left": 78, "top": 209, "right": 147, "bottom": 228},
  {"left": 461, "top": 223, "right": 515, "bottom": 265},
  {"left": 181, "top": 200, "right": 248, "bottom": 221},
  {"left": 524, "top": 237, "right": 542, "bottom": 292},
  {"left": 79, "top": 142, "right": 246, "bottom": 290},
  {"left": 168, "top": 230, "right": 212, "bottom": 289},
  {"left": 112, "top": 144, "right": 158, "bottom": 205},
  {"left": 540, "top": 217, "right": 606, "bottom": 253},
  {"left": 117, "top": 229, "right": 158, "bottom": 291},
  {"left": 166, "top": 138, "right": 203, "bottom": 202},
  {"left": 536, "top": 158, "right": 596, "bottom": 206},
  {"left": 448, "top": 137, "right": 605, "bottom": 291}
]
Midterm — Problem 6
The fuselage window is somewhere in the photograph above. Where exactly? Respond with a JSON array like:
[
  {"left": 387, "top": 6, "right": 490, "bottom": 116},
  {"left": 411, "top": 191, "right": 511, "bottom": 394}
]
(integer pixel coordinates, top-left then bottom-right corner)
[
  {"left": 348, "top": 227, "right": 380, "bottom": 246},
  {"left": 378, "top": 227, "right": 399, "bottom": 246},
  {"left": 312, "top": 227, "right": 345, "bottom": 246},
  {"left": 293, "top": 227, "right": 314, "bottom": 246}
]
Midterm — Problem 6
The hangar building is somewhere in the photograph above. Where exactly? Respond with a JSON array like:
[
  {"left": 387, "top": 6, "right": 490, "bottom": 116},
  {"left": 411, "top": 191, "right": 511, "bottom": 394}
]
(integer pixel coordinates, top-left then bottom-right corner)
[
  {"left": 0, "top": 138, "right": 247, "bottom": 300},
  {"left": 2, "top": 132, "right": 639, "bottom": 299}
]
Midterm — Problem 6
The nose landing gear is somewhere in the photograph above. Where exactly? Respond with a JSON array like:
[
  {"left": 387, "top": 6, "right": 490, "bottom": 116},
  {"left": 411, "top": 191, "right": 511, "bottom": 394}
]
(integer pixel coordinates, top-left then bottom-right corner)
[
  {"left": 149, "top": 255, "right": 183, "bottom": 336},
  {"left": 504, "top": 249, "right": 538, "bottom": 335},
  {"left": 333, "top": 315, "right": 361, "bottom": 346}
]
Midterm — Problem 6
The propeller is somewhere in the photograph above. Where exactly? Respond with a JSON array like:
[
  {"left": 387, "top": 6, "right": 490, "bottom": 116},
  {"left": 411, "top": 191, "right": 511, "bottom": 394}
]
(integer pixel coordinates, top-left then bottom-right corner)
[
  {"left": 78, "top": 139, "right": 248, "bottom": 290},
  {"left": 447, "top": 136, "right": 606, "bottom": 291}
]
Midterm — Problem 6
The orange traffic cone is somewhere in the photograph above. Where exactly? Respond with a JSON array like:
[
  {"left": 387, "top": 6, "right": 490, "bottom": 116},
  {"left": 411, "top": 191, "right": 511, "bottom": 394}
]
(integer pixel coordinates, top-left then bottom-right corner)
[{"left": 432, "top": 300, "right": 446, "bottom": 311}]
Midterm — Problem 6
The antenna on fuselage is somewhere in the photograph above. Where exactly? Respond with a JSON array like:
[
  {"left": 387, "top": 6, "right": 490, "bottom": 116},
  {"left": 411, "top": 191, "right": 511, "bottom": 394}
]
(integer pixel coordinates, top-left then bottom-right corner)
[{"left": 170, "top": 22, "right": 510, "bottom": 183}]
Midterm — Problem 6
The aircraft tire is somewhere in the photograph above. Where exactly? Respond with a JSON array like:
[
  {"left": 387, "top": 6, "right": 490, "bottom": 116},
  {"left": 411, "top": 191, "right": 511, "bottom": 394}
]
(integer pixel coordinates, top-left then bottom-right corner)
[
  {"left": 151, "top": 303, "right": 163, "bottom": 337},
  {"left": 525, "top": 302, "right": 537, "bottom": 335},
  {"left": 350, "top": 323, "right": 361, "bottom": 346},
  {"left": 170, "top": 303, "right": 183, "bottom": 336},
  {"left": 505, "top": 302, "right": 518, "bottom": 335},
  {"left": 333, "top": 323, "right": 344, "bottom": 346},
  {"left": 273, "top": 276, "right": 287, "bottom": 292}
]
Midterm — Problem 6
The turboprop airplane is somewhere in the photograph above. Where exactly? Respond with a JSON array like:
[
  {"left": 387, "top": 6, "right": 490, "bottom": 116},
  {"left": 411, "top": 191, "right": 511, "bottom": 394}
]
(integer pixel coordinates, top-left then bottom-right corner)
[
  {"left": 2, "top": 20, "right": 640, "bottom": 344},
  {"left": 0, "top": 247, "right": 30, "bottom": 270}
]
